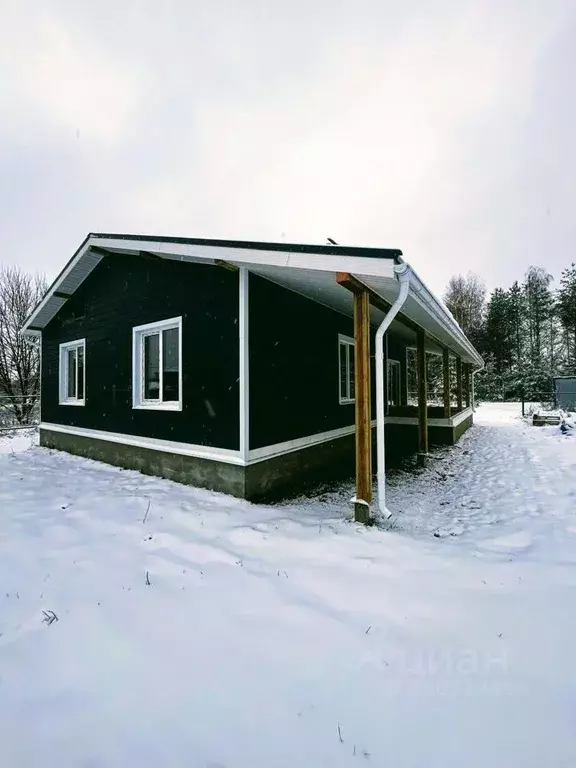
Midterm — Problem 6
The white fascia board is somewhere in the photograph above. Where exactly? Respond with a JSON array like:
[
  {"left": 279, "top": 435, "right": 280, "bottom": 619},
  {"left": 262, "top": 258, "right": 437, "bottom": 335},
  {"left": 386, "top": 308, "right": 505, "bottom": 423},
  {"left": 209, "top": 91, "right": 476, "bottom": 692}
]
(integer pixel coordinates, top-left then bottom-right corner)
[
  {"left": 22, "top": 239, "right": 94, "bottom": 331},
  {"left": 235, "top": 251, "right": 397, "bottom": 277},
  {"left": 404, "top": 264, "right": 483, "bottom": 366},
  {"left": 90, "top": 237, "right": 397, "bottom": 278}
]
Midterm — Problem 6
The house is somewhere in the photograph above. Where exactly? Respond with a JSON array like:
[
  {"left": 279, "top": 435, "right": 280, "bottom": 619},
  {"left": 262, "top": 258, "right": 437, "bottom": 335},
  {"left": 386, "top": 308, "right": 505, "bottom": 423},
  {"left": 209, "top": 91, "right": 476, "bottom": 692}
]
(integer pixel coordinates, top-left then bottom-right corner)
[{"left": 22, "top": 233, "right": 483, "bottom": 521}]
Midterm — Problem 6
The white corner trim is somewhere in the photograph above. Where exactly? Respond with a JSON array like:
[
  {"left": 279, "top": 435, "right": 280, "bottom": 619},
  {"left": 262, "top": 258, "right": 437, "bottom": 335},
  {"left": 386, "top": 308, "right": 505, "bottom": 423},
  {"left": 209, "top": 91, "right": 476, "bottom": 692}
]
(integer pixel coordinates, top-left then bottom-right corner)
[
  {"left": 248, "top": 420, "right": 377, "bottom": 464},
  {"left": 39, "top": 422, "right": 245, "bottom": 465},
  {"left": 239, "top": 268, "right": 249, "bottom": 462}
]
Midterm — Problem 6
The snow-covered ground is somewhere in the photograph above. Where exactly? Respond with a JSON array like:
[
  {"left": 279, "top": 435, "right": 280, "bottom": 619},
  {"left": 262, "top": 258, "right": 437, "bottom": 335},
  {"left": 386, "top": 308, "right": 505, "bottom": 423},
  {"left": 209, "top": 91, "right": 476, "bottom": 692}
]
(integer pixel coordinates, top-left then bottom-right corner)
[{"left": 1, "top": 404, "right": 575, "bottom": 767}]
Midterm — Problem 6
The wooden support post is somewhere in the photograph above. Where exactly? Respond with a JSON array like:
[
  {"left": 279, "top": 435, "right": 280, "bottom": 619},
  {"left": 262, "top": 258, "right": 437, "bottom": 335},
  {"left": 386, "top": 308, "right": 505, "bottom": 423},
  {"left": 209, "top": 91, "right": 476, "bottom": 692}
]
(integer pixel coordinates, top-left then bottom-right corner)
[
  {"left": 417, "top": 328, "right": 428, "bottom": 466},
  {"left": 354, "top": 291, "right": 372, "bottom": 524},
  {"left": 456, "top": 356, "right": 463, "bottom": 412},
  {"left": 464, "top": 364, "right": 471, "bottom": 408},
  {"left": 442, "top": 347, "right": 451, "bottom": 418}
]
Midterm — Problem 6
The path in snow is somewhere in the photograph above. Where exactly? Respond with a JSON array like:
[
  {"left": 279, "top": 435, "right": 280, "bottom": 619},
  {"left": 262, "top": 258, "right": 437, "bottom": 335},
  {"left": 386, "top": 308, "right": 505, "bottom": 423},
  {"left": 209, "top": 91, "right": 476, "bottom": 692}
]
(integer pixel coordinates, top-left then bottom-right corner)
[
  {"left": 285, "top": 403, "right": 576, "bottom": 558},
  {"left": 391, "top": 403, "right": 576, "bottom": 548}
]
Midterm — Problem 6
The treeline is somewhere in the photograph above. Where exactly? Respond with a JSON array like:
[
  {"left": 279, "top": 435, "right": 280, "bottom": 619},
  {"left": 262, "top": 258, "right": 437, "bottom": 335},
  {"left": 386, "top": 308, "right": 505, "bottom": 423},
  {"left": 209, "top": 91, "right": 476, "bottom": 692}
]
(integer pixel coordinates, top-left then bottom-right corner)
[{"left": 443, "top": 264, "right": 576, "bottom": 401}]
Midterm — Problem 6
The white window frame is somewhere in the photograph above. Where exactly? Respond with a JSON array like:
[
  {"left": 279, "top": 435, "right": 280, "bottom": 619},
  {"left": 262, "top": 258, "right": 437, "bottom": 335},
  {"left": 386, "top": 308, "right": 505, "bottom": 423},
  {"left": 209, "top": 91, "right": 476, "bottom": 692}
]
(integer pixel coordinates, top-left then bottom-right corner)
[
  {"left": 338, "top": 334, "right": 355, "bottom": 405},
  {"left": 132, "top": 316, "right": 183, "bottom": 411},
  {"left": 387, "top": 358, "right": 401, "bottom": 407},
  {"left": 59, "top": 338, "right": 86, "bottom": 406}
]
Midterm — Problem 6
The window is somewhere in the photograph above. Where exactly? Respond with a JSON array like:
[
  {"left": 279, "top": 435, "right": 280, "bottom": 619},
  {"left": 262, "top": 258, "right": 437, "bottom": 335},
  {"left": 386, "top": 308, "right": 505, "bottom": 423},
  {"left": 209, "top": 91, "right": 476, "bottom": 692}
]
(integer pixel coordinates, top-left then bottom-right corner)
[
  {"left": 133, "top": 317, "right": 182, "bottom": 410},
  {"left": 388, "top": 359, "right": 401, "bottom": 407},
  {"left": 339, "top": 334, "right": 355, "bottom": 404},
  {"left": 59, "top": 339, "right": 85, "bottom": 405}
]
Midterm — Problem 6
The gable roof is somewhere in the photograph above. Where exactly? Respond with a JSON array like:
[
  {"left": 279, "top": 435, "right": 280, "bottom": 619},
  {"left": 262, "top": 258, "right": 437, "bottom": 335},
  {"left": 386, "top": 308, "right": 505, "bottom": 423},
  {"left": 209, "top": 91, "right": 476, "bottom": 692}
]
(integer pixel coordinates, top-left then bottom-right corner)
[{"left": 22, "top": 232, "right": 482, "bottom": 366}]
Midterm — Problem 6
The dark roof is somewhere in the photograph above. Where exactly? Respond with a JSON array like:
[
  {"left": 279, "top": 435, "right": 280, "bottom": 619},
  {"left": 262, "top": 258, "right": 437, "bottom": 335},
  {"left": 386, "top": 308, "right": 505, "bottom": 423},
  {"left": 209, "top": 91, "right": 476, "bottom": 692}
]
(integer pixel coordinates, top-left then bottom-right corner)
[{"left": 90, "top": 232, "right": 403, "bottom": 261}]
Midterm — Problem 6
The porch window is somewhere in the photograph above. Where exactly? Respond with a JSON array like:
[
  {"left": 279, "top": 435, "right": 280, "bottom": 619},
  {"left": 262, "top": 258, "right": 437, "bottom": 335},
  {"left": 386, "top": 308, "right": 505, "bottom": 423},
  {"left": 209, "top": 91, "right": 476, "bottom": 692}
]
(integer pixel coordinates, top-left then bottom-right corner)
[
  {"left": 338, "top": 334, "right": 355, "bottom": 404},
  {"left": 133, "top": 317, "right": 182, "bottom": 410},
  {"left": 59, "top": 339, "right": 86, "bottom": 405},
  {"left": 387, "top": 359, "right": 401, "bottom": 407}
]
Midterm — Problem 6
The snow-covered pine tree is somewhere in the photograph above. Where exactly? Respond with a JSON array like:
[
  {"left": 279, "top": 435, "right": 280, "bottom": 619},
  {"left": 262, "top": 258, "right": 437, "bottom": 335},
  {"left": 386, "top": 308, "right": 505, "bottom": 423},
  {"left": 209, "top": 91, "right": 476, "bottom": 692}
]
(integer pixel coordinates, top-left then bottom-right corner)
[
  {"left": 483, "top": 288, "right": 515, "bottom": 399},
  {"left": 557, "top": 264, "right": 576, "bottom": 373},
  {"left": 523, "top": 267, "right": 553, "bottom": 363},
  {"left": 508, "top": 281, "right": 525, "bottom": 373}
]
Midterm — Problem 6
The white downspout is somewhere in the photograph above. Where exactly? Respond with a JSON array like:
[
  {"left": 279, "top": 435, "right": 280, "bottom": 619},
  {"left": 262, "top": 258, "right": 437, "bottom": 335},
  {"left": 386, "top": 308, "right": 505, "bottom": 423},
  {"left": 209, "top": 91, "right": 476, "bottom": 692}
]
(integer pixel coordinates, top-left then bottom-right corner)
[{"left": 376, "top": 263, "right": 412, "bottom": 519}]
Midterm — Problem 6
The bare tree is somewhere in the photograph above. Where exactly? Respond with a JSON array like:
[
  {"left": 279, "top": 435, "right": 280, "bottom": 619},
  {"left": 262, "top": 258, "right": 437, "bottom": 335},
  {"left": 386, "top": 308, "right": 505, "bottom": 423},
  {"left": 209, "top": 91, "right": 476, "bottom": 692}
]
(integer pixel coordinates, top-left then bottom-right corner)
[
  {"left": 0, "top": 266, "right": 46, "bottom": 425},
  {"left": 443, "top": 272, "right": 486, "bottom": 335}
]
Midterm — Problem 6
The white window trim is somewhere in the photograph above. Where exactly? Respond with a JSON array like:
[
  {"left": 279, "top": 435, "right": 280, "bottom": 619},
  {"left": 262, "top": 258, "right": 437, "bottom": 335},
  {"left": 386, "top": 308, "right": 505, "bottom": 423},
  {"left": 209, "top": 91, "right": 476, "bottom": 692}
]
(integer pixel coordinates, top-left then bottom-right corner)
[
  {"left": 387, "top": 358, "right": 401, "bottom": 407},
  {"left": 338, "top": 333, "right": 355, "bottom": 405},
  {"left": 59, "top": 338, "right": 86, "bottom": 406},
  {"left": 132, "top": 316, "right": 183, "bottom": 411}
]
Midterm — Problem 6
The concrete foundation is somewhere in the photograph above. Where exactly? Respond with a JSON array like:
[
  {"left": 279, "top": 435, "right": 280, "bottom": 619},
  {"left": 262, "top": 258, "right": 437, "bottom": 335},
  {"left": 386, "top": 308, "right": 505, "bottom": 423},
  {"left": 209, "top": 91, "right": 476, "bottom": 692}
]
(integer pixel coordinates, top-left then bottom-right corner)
[
  {"left": 40, "top": 428, "right": 247, "bottom": 498},
  {"left": 40, "top": 412, "right": 474, "bottom": 502}
]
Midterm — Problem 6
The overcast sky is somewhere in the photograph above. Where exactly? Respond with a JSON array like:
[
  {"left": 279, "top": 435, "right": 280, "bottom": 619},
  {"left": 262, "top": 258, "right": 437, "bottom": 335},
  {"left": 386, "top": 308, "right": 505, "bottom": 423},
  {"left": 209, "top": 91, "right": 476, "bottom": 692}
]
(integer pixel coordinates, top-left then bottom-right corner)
[{"left": 1, "top": 0, "right": 575, "bottom": 296}]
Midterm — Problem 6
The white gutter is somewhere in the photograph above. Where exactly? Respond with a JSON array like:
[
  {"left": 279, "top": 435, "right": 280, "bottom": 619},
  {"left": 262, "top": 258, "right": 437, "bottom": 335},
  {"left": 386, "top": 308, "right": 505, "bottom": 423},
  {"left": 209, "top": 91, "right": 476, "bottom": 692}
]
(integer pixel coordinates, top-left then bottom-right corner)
[
  {"left": 396, "top": 261, "right": 483, "bottom": 368},
  {"left": 375, "top": 263, "right": 411, "bottom": 519}
]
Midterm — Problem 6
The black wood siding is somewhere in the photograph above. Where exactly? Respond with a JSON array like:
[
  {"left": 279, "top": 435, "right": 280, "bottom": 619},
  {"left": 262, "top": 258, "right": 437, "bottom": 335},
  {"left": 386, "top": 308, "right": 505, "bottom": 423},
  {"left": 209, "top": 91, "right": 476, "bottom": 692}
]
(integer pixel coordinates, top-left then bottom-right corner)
[
  {"left": 249, "top": 275, "right": 375, "bottom": 449},
  {"left": 41, "top": 255, "right": 240, "bottom": 449},
  {"left": 248, "top": 275, "right": 415, "bottom": 449}
]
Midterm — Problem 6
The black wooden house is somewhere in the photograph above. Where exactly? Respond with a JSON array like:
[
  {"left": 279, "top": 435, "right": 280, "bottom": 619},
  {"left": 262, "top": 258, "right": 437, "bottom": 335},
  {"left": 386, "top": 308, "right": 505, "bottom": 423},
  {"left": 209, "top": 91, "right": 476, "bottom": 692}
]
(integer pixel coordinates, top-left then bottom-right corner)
[{"left": 23, "top": 233, "right": 482, "bottom": 518}]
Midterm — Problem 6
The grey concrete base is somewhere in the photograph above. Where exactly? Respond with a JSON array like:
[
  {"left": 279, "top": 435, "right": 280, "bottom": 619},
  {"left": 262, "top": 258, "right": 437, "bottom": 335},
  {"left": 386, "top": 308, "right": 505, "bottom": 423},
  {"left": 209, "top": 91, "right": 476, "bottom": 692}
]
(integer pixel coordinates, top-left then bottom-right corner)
[
  {"left": 41, "top": 414, "right": 475, "bottom": 502},
  {"left": 245, "top": 433, "right": 358, "bottom": 501},
  {"left": 40, "top": 428, "right": 247, "bottom": 498},
  {"left": 40, "top": 427, "right": 358, "bottom": 502},
  {"left": 454, "top": 413, "right": 473, "bottom": 441},
  {"left": 387, "top": 414, "right": 474, "bottom": 454}
]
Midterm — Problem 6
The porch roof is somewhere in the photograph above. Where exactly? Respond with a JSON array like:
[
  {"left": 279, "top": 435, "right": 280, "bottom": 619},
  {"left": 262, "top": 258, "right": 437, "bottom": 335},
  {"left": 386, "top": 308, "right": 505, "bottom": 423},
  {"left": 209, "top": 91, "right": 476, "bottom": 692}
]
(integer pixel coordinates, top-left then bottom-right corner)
[{"left": 22, "top": 232, "right": 483, "bottom": 366}]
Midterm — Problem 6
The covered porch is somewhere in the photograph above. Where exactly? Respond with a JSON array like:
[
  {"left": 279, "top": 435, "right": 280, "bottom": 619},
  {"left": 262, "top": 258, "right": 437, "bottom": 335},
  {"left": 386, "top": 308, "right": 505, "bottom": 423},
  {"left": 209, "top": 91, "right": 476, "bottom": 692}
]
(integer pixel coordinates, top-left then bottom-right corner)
[
  {"left": 386, "top": 343, "right": 474, "bottom": 447},
  {"left": 337, "top": 269, "right": 480, "bottom": 523}
]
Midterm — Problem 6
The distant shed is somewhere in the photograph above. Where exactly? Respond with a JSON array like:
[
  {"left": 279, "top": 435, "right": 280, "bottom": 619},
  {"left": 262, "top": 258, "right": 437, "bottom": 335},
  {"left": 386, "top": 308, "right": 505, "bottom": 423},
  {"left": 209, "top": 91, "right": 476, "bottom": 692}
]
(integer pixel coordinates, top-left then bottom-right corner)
[{"left": 555, "top": 377, "right": 576, "bottom": 411}]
